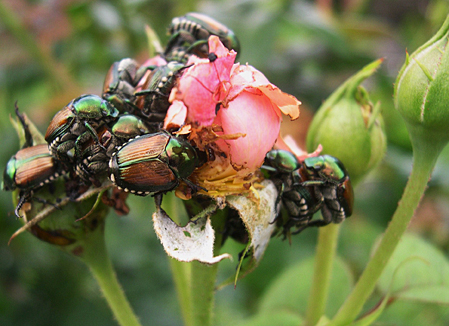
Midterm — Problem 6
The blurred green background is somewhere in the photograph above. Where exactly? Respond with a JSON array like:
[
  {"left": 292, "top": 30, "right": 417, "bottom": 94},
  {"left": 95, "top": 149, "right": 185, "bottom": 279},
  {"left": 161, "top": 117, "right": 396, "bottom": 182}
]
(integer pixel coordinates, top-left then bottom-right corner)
[{"left": 1, "top": 0, "right": 449, "bottom": 325}]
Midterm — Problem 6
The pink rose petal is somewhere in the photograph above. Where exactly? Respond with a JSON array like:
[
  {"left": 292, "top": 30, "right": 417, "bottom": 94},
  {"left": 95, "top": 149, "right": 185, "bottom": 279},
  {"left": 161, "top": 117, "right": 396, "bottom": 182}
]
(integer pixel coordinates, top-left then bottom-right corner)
[
  {"left": 214, "top": 91, "right": 281, "bottom": 170},
  {"left": 174, "top": 36, "right": 236, "bottom": 125},
  {"left": 227, "top": 64, "right": 301, "bottom": 120}
]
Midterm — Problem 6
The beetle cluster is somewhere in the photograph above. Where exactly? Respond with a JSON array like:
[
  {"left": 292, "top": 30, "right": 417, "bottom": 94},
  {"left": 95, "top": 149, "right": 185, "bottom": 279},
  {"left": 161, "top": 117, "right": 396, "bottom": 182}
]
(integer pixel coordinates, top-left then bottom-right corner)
[
  {"left": 263, "top": 150, "right": 354, "bottom": 236},
  {"left": 3, "top": 12, "right": 353, "bottom": 238},
  {"left": 3, "top": 12, "right": 240, "bottom": 218}
]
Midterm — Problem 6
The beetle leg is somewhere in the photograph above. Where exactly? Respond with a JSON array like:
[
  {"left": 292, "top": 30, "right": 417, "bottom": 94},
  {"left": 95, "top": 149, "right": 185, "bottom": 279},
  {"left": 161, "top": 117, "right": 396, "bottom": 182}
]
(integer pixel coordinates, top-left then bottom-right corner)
[
  {"left": 84, "top": 122, "right": 101, "bottom": 145},
  {"left": 74, "top": 132, "right": 92, "bottom": 160},
  {"left": 33, "top": 196, "right": 63, "bottom": 211},
  {"left": 134, "top": 89, "right": 168, "bottom": 98},
  {"left": 185, "top": 39, "right": 208, "bottom": 53},
  {"left": 75, "top": 122, "right": 106, "bottom": 160},
  {"left": 301, "top": 179, "right": 328, "bottom": 187},
  {"left": 290, "top": 224, "right": 309, "bottom": 235},
  {"left": 55, "top": 140, "right": 76, "bottom": 162},
  {"left": 14, "top": 192, "right": 30, "bottom": 218},
  {"left": 164, "top": 32, "right": 182, "bottom": 55},
  {"left": 154, "top": 193, "right": 163, "bottom": 209},
  {"left": 181, "top": 178, "right": 207, "bottom": 194}
]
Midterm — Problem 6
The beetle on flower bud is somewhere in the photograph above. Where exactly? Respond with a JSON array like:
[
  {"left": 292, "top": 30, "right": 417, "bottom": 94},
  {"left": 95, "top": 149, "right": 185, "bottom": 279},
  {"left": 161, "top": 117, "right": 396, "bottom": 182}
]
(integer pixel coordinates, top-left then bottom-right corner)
[
  {"left": 75, "top": 114, "right": 153, "bottom": 185},
  {"left": 109, "top": 131, "right": 202, "bottom": 196},
  {"left": 45, "top": 94, "right": 119, "bottom": 165},
  {"left": 3, "top": 144, "right": 65, "bottom": 217}
]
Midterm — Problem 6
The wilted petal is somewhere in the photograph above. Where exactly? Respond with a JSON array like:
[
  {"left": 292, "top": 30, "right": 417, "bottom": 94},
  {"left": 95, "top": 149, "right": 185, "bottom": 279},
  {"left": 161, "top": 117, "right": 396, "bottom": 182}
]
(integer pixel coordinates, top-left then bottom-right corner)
[
  {"left": 227, "top": 64, "right": 300, "bottom": 120},
  {"left": 275, "top": 134, "right": 323, "bottom": 161},
  {"left": 226, "top": 63, "right": 271, "bottom": 101},
  {"left": 226, "top": 180, "right": 278, "bottom": 264},
  {"left": 258, "top": 84, "right": 301, "bottom": 120},
  {"left": 153, "top": 206, "right": 231, "bottom": 264}
]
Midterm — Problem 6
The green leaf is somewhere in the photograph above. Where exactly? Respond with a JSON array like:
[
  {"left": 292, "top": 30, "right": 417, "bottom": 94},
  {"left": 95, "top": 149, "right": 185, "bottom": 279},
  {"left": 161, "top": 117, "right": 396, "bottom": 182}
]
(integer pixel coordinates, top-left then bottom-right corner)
[
  {"left": 377, "top": 233, "right": 449, "bottom": 305},
  {"left": 377, "top": 300, "right": 449, "bottom": 325},
  {"left": 258, "top": 255, "right": 354, "bottom": 318},
  {"left": 237, "top": 310, "right": 303, "bottom": 326},
  {"left": 397, "top": 285, "right": 449, "bottom": 304}
]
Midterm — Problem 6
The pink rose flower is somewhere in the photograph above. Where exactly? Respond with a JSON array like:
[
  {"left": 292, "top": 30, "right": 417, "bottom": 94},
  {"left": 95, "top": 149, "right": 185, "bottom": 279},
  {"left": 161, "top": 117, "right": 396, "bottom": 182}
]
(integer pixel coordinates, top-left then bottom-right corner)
[{"left": 165, "top": 36, "right": 301, "bottom": 196}]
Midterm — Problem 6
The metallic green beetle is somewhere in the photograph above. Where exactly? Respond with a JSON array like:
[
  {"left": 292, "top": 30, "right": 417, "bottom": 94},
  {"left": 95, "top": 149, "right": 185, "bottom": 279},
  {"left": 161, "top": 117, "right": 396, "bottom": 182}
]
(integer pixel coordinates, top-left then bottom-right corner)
[
  {"left": 109, "top": 131, "right": 201, "bottom": 196},
  {"left": 3, "top": 144, "right": 64, "bottom": 217},
  {"left": 75, "top": 114, "right": 154, "bottom": 185},
  {"left": 264, "top": 150, "right": 354, "bottom": 235},
  {"left": 45, "top": 94, "right": 119, "bottom": 165}
]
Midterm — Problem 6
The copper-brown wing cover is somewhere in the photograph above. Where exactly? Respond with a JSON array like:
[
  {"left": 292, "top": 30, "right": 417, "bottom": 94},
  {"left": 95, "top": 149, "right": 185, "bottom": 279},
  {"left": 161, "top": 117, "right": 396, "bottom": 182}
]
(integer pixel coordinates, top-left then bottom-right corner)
[
  {"left": 45, "top": 106, "right": 73, "bottom": 140},
  {"left": 14, "top": 144, "right": 57, "bottom": 188},
  {"left": 116, "top": 133, "right": 176, "bottom": 188}
]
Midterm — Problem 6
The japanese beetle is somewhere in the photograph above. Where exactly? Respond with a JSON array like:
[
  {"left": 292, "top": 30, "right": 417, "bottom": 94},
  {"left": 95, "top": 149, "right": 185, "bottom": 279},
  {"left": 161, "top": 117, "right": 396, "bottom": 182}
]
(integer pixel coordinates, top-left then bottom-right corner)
[
  {"left": 45, "top": 94, "right": 119, "bottom": 165},
  {"left": 134, "top": 62, "right": 188, "bottom": 122},
  {"left": 102, "top": 58, "right": 140, "bottom": 113},
  {"left": 75, "top": 114, "right": 153, "bottom": 185},
  {"left": 264, "top": 150, "right": 320, "bottom": 228},
  {"left": 165, "top": 12, "right": 240, "bottom": 62},
  {"left": 263, "top": 150, "right": 354, "bottom": 234},
  {"left": 111, "top": 114, "right": 154, "bottom": 140},
  {"left": 74, "top": 125, "right": 113, "bottom": 185},
  {"left": 109, "top": 131, "right": 200, "bottom": 195},
  {"left": 3, "top": 144, "right": 64, "bottom": 217},
  {"left": 300, "top": 155, "right": 354, "bottom": 226}
]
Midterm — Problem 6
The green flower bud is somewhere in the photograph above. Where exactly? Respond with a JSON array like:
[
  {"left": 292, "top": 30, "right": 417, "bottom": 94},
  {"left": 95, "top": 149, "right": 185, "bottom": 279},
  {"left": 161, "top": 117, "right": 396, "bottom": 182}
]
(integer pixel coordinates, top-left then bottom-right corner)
[
  {"left": 394, "top": 14, "right": 449, "bottom": 151},
  {"left": 307, "top": 59, "right": 386, "bottom": 183},
  {"left": 15, "top": 179, "right": 109, "bottom": 256}
]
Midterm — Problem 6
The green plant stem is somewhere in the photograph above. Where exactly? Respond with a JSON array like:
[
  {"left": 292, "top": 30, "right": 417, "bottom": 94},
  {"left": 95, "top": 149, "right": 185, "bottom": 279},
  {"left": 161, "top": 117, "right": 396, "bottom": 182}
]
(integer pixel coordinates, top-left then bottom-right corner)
[
  {"left": 166, "top": 194, "right": 193, "bottom": 326},
  {"left": 80, "top": 227, "right": 142, "bottom": 326},
  {"left": 166, "top": 195, "right": 224, "bottom": 326},
  {"left": 189, "top": 213, "right": 225, "bottom": 326},
  {"left": 305, "top": 223, "right": 341, "bottom": 326},
  {"left": 170, "top": 258, "right": 192, "bottom": 325},
  {"left": 190, "top": 261, "right": 219, "bottom": 326},
  {"left": 330, "top": 142, "right": 440, "bottom": 325}
]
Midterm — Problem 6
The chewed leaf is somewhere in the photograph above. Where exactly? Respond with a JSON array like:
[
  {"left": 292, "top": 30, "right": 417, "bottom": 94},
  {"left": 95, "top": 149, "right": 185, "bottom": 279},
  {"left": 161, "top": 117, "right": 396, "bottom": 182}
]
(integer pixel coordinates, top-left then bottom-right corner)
[
  {"left": 225, "top": 180, "right": 278, "bottom": 279},
  {"left": 152, "top": 206, "right": 231, "bottom": 264}
]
